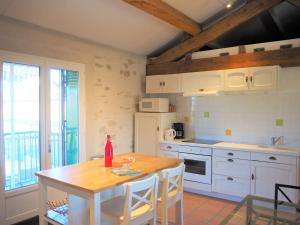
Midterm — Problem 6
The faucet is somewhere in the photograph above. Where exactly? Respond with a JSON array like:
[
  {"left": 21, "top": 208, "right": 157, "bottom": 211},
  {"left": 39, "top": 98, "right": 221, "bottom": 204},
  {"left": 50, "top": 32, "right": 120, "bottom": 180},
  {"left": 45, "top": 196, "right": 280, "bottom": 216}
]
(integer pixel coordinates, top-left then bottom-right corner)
[{"left": 271, "top": 136, "right": 284, "bottom": 146}]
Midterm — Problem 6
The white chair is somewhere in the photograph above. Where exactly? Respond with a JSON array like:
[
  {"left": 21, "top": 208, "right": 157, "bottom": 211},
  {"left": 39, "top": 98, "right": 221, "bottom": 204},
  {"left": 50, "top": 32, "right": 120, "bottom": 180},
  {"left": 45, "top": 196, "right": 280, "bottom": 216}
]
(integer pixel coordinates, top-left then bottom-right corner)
[
  {"left": 158, "top": 163, "right": 185, "bottom": 225},
  {"left": 101, "top": 174, "right": 159, "bottom": 225}
]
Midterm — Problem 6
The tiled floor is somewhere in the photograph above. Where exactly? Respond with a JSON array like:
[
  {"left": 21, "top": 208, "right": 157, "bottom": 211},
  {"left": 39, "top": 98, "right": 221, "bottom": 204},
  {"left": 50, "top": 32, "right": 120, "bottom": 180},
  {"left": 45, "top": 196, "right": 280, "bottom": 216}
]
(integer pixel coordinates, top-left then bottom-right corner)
[
  {"left": 160, "top": 192, "right": 238, "bottom": 225},
  {"left": 14, "top": 192, "right": 237, "bottom": 225}
]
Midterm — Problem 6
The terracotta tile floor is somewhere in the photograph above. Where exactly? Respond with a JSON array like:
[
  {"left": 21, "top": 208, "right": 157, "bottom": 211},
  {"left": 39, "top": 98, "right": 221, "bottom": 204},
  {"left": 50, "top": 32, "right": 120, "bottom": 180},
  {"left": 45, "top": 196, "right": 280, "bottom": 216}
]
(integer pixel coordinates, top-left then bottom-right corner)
[
  {"left": 158, "top": 191, "right": 238, "bottom": 225},
  {"left": 15, "top": 192, "right": 237, "bottom": 225}
]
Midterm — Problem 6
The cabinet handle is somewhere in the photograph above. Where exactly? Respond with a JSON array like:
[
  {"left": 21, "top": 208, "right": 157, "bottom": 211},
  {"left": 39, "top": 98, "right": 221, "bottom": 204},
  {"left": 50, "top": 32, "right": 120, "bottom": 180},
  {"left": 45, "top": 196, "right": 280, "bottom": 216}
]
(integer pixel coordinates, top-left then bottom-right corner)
[
  {"left": 199, "top": 88, "right": 205, "bottom": 92},
  {"left": 245, "top": 76, "right": 249, "bottom": 83},
  {"left": 269, "top": 156, "right": 277, "bottom": 161},
  {"left": 163, "top": 81, "right": 165, "bottom": 86},
  {"left": 159, "top": 82, "right": 162, "bottom": 86},
  {"left": 227, "top": 152, "right": 234, "bottom": 156},
  {"left": 227, "top": 159, "right": 234, "bottom": 162},
  {"left": 157, "top": 126, "right": 159, "bottom": 131},
  {"left": 250, "top": 76, "right": 253, "bottom": 83},
  {"left": 251, "top": 174, "right": 255, "bottom": 180},
  {"left": 167, "top": 146, "right": 172, "bottom": 149},
  {"left": 227, "top": 177, "right": 233, "bottom": 181}
]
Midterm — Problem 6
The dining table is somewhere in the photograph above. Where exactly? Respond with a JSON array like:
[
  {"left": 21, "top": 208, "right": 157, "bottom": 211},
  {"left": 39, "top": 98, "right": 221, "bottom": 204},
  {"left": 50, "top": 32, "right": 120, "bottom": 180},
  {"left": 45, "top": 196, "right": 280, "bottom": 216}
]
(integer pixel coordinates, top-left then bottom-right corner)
[{"left": 35, "top": 153, "right": 183, "bottom": 225}]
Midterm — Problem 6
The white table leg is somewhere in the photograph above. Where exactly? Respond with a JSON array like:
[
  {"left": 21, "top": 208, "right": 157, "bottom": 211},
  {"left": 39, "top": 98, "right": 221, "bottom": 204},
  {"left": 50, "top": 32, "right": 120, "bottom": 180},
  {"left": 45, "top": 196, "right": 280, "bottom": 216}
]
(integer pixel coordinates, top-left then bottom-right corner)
[
  {"left": 38, "top": 179, "right": 48, "bottom": 225},
  {"left": 89, "top": 192, "right": 101, "bottom": 225},
  {"left": 68, "top": 194, "right": 90, "bottom": 225}
]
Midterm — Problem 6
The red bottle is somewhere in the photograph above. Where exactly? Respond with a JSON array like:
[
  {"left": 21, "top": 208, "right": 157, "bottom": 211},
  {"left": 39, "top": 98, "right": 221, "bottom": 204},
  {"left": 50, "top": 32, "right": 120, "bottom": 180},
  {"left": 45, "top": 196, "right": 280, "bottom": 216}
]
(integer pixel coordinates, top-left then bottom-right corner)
[{"left": 104, "top": 135, "right": 113, "bottom": 167}]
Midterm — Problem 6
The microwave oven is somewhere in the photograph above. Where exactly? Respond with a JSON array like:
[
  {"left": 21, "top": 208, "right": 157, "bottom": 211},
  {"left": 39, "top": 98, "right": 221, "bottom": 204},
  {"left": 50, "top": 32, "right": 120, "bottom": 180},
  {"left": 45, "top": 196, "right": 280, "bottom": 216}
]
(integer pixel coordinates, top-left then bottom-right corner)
[{"left": 139, "top": 98, "right": 169, "bottom": 112}]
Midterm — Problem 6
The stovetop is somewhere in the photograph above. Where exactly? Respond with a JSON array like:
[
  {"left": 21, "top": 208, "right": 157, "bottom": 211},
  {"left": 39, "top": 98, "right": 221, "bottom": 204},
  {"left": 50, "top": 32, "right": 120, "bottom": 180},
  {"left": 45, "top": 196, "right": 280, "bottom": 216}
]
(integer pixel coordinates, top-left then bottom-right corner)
[{"left": 182, "top": 139, "right": 222, "bottom": 145}]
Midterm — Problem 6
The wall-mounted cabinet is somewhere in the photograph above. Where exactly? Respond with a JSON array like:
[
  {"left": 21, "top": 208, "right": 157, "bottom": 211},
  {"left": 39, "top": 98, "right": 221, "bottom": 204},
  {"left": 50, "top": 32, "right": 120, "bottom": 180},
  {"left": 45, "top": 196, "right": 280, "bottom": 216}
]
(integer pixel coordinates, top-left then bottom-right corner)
[
  {"left": 224, "top": 66, "right": 279, "bottom": 91},
  {"left": 181, "top": 70, "right": 224, "bottom": 93},
  {"left": 146, "top": 66, "right": 280, "bottom": 94},
  {"left": 146, "top": 74, "right": 181, "bottom": 94}
]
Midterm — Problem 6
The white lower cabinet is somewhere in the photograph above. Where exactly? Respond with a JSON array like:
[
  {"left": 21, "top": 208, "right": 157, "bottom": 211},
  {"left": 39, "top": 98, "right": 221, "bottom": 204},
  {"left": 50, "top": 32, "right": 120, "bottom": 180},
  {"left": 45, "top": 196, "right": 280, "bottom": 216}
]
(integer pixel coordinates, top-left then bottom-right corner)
[
  {"left": 212, "top": 156, "right": 251, "bottom": 198},
  {"left": 213, "top": 157, "right": 250, "bottom": 178},
  {"left": 251, "top": 161, "right": 297, "bottom": 202},
  {"left": 212, "top": 149, "right": 298, "bottom": 201},
  {"left": 212, "top": 174, "right": 250, "bottom": 197}
]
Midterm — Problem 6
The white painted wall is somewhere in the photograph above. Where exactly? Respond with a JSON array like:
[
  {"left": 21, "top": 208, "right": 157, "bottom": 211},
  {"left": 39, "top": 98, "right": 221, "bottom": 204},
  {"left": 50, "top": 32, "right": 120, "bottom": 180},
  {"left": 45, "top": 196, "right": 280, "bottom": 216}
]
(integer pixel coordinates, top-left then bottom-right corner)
[
  {"left": 0, "top": 16, "right": 146, "bottom": 159},
  {"left": 176, "top": 67, "right": 300, "bottom": 147}
]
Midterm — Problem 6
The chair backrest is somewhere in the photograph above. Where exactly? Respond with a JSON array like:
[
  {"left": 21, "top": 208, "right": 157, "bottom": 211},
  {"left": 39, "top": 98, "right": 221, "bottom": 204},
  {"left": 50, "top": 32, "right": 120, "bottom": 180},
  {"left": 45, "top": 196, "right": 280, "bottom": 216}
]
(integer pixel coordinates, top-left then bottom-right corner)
[
  {"left": 123, "top": 174, "right": 159, "bottom": 223},
  {"left": 160, "top": 163, "right": 185, "bottom": 201}
]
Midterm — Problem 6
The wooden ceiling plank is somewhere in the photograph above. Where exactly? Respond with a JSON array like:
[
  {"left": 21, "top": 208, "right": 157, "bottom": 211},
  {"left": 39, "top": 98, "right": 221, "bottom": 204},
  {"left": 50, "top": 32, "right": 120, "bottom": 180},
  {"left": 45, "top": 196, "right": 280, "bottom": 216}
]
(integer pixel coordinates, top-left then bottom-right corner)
[
  {"left": 122, "top": 0, "right": 201, "bottom": 35},
  {"left": 149, "top": 0, "right": 283, "bottom": 64},
  {"left": 146, "top": 47, "right": 300, "bottom": 75},
  {"left": 287, "top": 0, "right": 300, "bottom": 8}
]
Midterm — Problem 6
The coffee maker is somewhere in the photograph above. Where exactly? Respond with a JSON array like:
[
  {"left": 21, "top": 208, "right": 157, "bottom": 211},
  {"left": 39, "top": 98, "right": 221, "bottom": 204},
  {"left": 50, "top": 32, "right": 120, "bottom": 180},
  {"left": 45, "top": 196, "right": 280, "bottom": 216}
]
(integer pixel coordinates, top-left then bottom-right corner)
[{"left": 173, "top": 123, "right": 184, "bottom": 139}]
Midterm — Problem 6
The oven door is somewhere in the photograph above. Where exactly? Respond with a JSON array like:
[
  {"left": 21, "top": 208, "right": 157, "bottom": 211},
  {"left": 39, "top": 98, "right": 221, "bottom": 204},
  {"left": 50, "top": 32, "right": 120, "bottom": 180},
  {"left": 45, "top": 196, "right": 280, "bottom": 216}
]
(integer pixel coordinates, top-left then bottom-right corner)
[{"left": 179, "top": 153, "right": 212, "bottom": 184}]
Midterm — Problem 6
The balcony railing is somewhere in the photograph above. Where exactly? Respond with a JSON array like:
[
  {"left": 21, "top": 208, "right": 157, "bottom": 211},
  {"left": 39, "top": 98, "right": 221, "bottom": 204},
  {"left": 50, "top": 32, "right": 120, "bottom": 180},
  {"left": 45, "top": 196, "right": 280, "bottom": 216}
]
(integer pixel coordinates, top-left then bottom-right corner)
[
  {"left": 4, "top": 131, "right": 60, "bottom": 191},
  {"left": 4, "top": 129, "right": 78, "bottom": 191}
]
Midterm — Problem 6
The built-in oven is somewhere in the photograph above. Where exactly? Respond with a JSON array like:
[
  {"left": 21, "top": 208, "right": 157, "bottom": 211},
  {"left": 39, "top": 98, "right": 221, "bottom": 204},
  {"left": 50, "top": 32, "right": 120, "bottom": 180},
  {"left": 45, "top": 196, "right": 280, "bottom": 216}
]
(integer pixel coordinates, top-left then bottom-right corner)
[{"left": 179, "top": 152, "right": 212, "bottom": 184}]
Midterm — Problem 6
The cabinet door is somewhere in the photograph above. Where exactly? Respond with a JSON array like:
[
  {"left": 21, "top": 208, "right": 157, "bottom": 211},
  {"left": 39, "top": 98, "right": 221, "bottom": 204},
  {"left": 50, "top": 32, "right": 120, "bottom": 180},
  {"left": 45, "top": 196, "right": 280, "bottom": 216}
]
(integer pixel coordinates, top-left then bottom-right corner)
[
  {"left": 134, "top": 114, "right": 160, "bottom": 156},
  {"left": 182, "top": 71, "right": 224, "bottom": 93},
  {"left": 249, "top": 66, "right": 278, "bottom": 90},
  {"left": 251, "top": 161, "right": 297, "bottom": 202},
  {"left": 161, "top": 74, "right": 182, "bottom": 93},
  {"left": 159, "top": 150, "right": 178, "bottom": 159},
  {"left": 146, "top": 76, "right": 162, "bottom": 93},
  {"left": 224, "top": 68, "right": 249, "bottom": 91}
]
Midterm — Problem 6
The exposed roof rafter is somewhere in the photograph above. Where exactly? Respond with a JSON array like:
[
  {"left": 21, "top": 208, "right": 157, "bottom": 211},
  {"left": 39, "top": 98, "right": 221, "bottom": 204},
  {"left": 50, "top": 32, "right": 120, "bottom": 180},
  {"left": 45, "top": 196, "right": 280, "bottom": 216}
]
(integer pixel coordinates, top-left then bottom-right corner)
[
  {"left": 287, "top": 0, "right": 300, "bottom": 8},
  {"left": 122, "top": 0, "right": 202, "bottom": 35},
  {"left": 148, "top": 0, "right": 284, "bottom": 65}
]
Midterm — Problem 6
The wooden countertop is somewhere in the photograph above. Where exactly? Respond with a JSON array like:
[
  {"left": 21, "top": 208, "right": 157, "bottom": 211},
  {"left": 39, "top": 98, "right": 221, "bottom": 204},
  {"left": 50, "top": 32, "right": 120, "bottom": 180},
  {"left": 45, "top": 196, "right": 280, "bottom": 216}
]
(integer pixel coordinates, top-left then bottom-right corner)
[{"left": 35, "top": 153, "right": 182, "bottom": 194}]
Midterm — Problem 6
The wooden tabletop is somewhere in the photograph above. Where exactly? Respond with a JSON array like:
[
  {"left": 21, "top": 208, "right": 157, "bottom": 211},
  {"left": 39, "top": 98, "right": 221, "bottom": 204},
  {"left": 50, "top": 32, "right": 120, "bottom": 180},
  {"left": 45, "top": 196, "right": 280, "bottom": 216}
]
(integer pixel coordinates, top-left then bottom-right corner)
[{"left": 35, "top": 153, "right": 182, "bottom": 194}]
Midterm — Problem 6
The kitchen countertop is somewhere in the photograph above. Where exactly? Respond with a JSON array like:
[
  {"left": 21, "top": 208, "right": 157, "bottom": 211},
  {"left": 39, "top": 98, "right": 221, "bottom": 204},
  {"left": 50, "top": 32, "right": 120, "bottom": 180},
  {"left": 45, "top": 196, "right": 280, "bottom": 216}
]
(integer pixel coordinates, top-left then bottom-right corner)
[{"left": 160, "top": 139, "right": 300, "bottom": 156}]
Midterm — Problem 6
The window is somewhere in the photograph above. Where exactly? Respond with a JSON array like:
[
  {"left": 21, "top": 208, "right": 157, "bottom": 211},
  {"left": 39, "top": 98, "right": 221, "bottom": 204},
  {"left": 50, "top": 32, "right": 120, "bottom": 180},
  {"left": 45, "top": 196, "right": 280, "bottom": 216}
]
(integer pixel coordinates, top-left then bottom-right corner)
[
  {"left": 2, "top": 62, "right": 40, "bottom": 191},
  {"left": 50, "top": 69, "right": 79, "bottom": 167}
]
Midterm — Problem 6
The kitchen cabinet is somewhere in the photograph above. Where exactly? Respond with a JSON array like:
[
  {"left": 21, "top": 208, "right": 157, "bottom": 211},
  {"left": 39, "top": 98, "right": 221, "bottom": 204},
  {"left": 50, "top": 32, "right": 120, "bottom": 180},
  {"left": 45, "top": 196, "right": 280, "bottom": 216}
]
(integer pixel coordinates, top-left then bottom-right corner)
[
  {"left": 224, "top": 66, "right": 278, "bottom": 91},
  {"left": 251, "top": 161, "right": 297, "bottom": 202},
  {"left": 249, "top": 66, "right": 278, "bottom": 90},
  {"left": 212, "top": 155, "right": 251, "bottom": 198},
  {"left": 146, "top": 74, "right": 181, "bottom": 94},
  {"left": 134, "top": 113, "right": 176, "bottom": 156},
  {"left": 213, "top": 157, "right": 251, "bottom": 179},
  {"left": 181, "top": 70, "right": 224, "bottom": 93},
  {"left": 212, "top": 174, "right": 250, "bottom": 197},
  {"left": 224, "top": 68, "right": 249, "bottom": 91}
]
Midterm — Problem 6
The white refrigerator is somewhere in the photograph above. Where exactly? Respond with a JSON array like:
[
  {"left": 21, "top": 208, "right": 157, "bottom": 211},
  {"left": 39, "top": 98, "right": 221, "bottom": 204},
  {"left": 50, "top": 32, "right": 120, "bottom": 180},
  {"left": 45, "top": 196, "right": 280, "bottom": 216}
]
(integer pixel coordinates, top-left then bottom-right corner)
[{"left": 134, "top": 112, "right": 176, "bottom": 156}]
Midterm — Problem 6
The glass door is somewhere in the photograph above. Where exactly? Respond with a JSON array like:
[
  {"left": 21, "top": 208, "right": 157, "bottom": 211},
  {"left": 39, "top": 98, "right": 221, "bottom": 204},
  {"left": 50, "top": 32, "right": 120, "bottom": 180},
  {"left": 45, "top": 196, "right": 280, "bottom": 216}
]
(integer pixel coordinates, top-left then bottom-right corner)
[
  {"left": 2, "top": 62, "right": 40, "bottom": 191},
  {"left": 50, "top": 69, "right": 79, "bottom": 168}
]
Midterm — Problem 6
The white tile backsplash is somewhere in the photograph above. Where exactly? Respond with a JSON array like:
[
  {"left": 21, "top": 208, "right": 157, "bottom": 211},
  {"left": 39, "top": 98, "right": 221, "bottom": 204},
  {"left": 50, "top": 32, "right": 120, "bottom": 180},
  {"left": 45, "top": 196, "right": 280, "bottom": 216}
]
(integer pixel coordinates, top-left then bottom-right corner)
[{"left": 176, "top": 91, "right": 300, "bottom": 147}]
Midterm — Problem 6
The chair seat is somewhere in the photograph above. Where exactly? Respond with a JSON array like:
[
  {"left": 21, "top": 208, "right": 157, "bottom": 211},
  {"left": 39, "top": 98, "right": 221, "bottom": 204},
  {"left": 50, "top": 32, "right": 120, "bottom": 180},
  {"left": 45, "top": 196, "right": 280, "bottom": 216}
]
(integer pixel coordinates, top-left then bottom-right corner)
[
  {"left": 102, "top": 196, "right": 152, "bottom": 221},
  {"left": 157, "top": 189, "right": 178, "bottom": 202}
]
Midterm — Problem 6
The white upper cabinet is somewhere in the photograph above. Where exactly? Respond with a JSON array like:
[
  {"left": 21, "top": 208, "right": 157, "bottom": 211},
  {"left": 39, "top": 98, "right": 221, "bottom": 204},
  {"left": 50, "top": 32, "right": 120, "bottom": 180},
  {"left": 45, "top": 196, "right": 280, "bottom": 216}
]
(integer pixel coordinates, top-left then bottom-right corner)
[
  {"left": 146, "top": 74, "right": 181, "bottom": 94},
  {"left": 224, "top": 66, "right": 279, "bottom": 92},
  {"left": 249, "top": 66, "right": 278, "bottom": 90},
  {"left": 147, "top": 66, "right": 280, "bottom": 94},
  {"left": 182, "top": 70, "right": 224, "bottom": 93},
  {"left": 224, "top": 68, "right": 249, "bottom": 91}
]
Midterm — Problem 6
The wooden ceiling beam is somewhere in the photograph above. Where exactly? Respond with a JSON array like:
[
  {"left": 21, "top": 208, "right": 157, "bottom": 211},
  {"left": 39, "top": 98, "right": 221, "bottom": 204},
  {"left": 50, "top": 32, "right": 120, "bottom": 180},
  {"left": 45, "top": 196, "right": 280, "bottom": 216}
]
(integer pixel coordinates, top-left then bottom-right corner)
[
  {"left": 146, "top": 47, "right": 300, "bottom": 75},
  {"left": 149, "top": 0, "right": 283, "bottom": 64},
  {"left": 122, "top": 0, "right": 201, "bottom": 35},
  {"left": 287, "top": 0, "right": 300, "bottom": 8}
]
